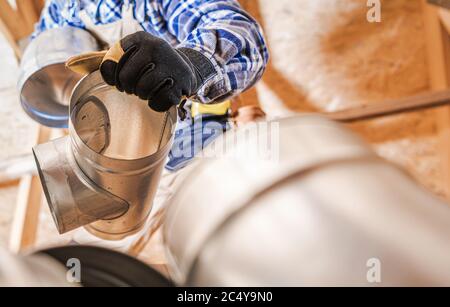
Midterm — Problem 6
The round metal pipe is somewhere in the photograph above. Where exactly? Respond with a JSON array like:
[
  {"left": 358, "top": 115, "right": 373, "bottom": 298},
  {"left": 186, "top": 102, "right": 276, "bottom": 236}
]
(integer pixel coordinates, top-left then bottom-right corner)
[
  {"left": 18, "top": 27, "right": 100, "bottom": 128},
  {"left": 70, "top": 71, "right": 177, "bottom": 239},
  {"left": 33, "top": 71, "right": 177, "bottom": 240},
  {"left": 164, "top": 116, "right": 450, "bottom": 286}
]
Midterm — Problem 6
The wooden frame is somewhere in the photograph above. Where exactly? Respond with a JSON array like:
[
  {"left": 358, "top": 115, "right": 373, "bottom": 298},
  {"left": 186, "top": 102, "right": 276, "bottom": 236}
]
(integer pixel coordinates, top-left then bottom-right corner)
[
  {"left": 0, "top": 0, "right": 44, "bottom": 59},
  {"left": 421, "top": 0, "right": 450, "bottom": 198},
  {"left": 8, "top": 127, "right": 51, "bottom": 253},
  {"left": 325, "top": 89, "right": 450, "bottom": 122},
  {"left": 0, "top": 1, "right": 53, "bottom": 253},
  {"left": 5, "top": 0, "right": 450, "bottom": 255}
]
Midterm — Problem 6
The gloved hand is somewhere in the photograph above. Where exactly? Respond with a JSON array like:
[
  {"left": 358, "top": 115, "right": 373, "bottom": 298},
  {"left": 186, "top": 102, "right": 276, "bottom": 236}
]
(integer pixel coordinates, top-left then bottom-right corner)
[{"left": 100, "top": 31, "right": 215, "bottom": 112}]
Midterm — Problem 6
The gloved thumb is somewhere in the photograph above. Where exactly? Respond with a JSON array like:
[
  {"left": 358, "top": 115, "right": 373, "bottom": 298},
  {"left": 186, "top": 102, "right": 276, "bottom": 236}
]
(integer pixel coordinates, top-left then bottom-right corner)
[
  {"left": 65, "top": 50, "right": 107, "bottom": 75},
  {"left": 65, "top": 41, "right": 124, "bottom": 81},
  {"left": 99, "top": 42, "right": 124, "bottom": 86}
]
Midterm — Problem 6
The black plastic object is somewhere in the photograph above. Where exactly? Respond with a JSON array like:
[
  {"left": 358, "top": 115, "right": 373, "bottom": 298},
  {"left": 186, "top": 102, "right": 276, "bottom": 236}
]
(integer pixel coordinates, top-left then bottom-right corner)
[{"left": 39, "top": 245, "right": 174, "bottom": 287}]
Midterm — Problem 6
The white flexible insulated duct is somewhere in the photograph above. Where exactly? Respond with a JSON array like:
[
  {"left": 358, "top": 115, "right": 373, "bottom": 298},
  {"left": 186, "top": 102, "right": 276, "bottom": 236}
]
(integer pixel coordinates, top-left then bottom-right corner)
[{"left": 164, "top": 115, "right": 450, "bottom": 286}]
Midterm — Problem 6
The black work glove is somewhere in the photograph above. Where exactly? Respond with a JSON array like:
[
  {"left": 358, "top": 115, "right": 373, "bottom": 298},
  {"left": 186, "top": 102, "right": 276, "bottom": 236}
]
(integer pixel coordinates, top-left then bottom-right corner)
[{"left": 100, "top": 31, "right": 215, "bottom": 112}]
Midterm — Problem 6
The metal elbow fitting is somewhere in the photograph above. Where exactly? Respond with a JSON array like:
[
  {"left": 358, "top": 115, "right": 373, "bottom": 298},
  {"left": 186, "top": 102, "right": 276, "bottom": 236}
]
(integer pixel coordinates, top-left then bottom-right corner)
[
  {"left": 18, "top": 27, "right": 100, "bottom": 128},
  {"left": 33, "top": 71, "right": 177, "bottom": 240}
]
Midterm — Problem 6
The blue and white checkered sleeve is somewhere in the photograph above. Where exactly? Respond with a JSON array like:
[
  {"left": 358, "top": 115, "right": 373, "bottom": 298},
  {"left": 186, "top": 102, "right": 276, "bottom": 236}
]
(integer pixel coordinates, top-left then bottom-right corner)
[
  {"left": 159, "top": 0, "right": 269, "bottom": 103},
  {"left": 32, "top": 0, "right": 84, "bottom": 39}
]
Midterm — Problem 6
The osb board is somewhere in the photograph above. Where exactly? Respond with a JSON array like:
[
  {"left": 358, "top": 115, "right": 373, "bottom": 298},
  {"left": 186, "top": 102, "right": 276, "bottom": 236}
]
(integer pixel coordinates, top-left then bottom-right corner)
[
  {"left": 253, "top": 0, "right": 444, "bottom": 196},
  {"left": 0, "top": 0, "right": 446, "bottom": 252}
]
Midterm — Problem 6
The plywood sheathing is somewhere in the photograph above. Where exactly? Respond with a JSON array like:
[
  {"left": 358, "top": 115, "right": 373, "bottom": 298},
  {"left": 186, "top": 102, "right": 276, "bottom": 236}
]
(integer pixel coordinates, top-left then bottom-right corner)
[{"left": 250, "top": 0, "right": 445, "bottom": 197}]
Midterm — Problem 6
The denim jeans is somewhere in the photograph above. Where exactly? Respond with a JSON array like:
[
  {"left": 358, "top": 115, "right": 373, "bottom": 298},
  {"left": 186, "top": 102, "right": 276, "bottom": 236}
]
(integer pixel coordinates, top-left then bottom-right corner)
[{"left": 165, "top": 114, "right": 231, "bottom": 172}]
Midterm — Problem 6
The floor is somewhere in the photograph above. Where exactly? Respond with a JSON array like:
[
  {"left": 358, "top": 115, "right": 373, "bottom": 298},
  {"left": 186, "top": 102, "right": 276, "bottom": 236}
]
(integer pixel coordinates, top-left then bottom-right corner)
[
  {"left": 0, "top": 0, "right": 445, "bottom": 253},
  {"left": 0, "top": 32, "right": 37, "bottom": 246}
]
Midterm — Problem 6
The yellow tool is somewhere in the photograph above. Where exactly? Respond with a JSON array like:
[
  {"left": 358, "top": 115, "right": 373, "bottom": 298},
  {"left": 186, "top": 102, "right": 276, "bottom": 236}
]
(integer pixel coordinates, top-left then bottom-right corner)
[{"left": 191, "top": 100, "right": 231, "bottom": 118}]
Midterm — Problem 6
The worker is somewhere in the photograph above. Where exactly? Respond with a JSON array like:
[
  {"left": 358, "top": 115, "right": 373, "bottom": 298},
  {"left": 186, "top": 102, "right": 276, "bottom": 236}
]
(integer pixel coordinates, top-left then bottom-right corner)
[
  {"left": 32, "top": 0, "right": 269, "bottom": 249},
  {"left": 34, "top": 0, "right": 268, "bottom": 170}
]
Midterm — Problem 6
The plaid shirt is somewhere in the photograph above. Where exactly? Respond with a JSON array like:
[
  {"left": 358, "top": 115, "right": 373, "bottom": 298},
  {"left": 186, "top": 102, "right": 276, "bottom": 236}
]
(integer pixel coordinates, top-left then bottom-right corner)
[{"left": 34, "top": 0, "right": 269, "bottom": 103}]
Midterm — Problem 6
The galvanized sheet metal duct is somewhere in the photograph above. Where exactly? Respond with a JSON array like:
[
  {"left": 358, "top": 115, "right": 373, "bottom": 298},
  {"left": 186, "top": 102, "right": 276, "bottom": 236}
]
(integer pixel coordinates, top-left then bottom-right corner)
[
  {"left": 18, "top": 27, "right": 100, "bottom": 128},
  {"left": 164, "top": 116, "right": 450, "bottom": 286},
  {"left": 34, "top": 71, "right": 177, "bottom": 240}
]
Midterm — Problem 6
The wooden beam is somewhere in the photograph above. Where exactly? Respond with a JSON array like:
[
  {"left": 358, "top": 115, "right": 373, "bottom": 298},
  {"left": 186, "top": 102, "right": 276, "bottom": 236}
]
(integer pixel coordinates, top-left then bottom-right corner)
[
  {"left": 0, "top": 0, "right": 29, "bottom": 41},
  {"left": 421, "top": 0, "right": 450, "bottom": 198},
  {"left": 9, "top": 175, "right": 43, "bottom": 253},
  {"left": 33, "top": 0, "right": 46, "bottom": 15},
  {"left": 326, "top": 89, "right": 450, "bottom": 122},
  {"left": 0, "top": 17, "right": 21, "bottom": 59},
  {"left": 9, "top": 126, "right": 52, "bottom": 253},
  {"left": 16, "top": 0, "right": 39, "bottom": 35},
  {"left": 0, "top": 0, "right": 41, "bottom": 59}
]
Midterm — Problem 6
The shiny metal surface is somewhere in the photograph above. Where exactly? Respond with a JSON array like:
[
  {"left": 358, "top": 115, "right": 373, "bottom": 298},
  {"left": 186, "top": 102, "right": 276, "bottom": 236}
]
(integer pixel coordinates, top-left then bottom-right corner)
[
  {"left": 18, "top": 27, "right": 100, "bottom": 127},
  {"left": 34, "top": 71, "right": 177, "bottom": 239},
  {"left": 33, "top": 137, "right": 130, "bottom": 234},
  {"left": 164, "top": 116, "right": 450, "bottom": 286}
]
